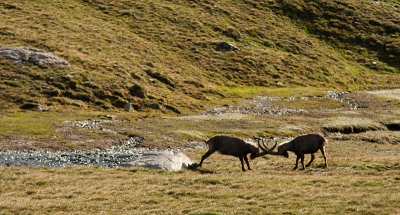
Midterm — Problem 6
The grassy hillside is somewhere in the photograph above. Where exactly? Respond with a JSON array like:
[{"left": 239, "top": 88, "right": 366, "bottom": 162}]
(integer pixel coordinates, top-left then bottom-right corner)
[{"left": 1, "top": 0, "right": 399, "bottom": 114}]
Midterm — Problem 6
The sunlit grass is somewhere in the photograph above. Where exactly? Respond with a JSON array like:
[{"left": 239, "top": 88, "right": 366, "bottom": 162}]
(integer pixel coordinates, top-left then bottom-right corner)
[
  {"left": 0, "top": 93, "right": 400, "bottom": 214},
  {"left": 271, "top": 98, "right": 347, "bottom": 110},
  {"left": 221, "top": 87, "right": 328, "bottom": 98},
  {"left": 0, "top": 112, "right": 58, "bottom": 137},
  {"left": 0, "top": 138, "right": 400, "bottom": 214},
  {"left": 1, "top": 0, "right": 399, "bottom": 113}
]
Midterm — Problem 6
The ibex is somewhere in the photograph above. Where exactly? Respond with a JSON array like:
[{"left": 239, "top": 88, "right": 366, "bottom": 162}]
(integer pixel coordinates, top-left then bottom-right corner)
[
  {"left": 252, "top": 133, "right": 328, "bottom": 170},
  {"left": 198, "top": 135, "right": 275, "bottom": 171}
]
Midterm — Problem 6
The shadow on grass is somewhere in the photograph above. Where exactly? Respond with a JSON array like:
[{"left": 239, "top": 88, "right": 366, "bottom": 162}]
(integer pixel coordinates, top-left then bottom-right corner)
[{"left": 187, "top": 163, "right": 217, "bottom": 174}]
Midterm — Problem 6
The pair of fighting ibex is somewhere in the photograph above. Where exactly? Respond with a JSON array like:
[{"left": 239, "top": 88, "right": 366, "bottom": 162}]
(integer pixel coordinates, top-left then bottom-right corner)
[{"left": 198, "top": 133, "right": 328, "bottom": 171}]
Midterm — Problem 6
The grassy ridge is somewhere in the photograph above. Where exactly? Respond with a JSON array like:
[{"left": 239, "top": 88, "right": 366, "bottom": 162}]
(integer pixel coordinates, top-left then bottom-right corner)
[{"left": 1, "top": 0, "right": 399, "bottom": 113}]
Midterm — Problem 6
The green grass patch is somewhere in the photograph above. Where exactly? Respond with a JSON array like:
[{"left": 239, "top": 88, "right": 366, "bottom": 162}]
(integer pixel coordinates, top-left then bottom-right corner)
[
  {"left": 0, "top": 112, "right": 57, "bottom": 137},
  {"left": 345, "top": 66, "right": 359, "bottom": 75},
  {"left": 221, "top": 87, "right": 328, "bottom": 98}
]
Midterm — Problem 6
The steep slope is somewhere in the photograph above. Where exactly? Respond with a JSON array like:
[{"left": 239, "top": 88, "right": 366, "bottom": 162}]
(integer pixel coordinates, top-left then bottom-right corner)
[{"left": 0, "top": 0, "right": 399, "bottom": 114}]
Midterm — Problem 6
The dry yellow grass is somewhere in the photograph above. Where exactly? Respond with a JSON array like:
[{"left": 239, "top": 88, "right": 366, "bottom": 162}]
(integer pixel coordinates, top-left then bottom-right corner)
[
  {"left": 1, "top": 0, "right": 399, "bottom": 113},
  {"left": 0, "top": 138, "right": 399, "bottom": 214}
]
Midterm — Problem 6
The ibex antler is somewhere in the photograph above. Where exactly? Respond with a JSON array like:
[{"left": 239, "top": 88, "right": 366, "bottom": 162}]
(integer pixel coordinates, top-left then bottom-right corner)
[{"left": 257, "top": 137, "right": 278, "bottom": 152}]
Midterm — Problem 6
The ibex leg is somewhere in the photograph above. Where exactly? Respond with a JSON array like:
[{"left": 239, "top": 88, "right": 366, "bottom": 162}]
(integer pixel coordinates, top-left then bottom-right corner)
[
  {"left": 238, "top": 155, "right": 246, "bottom": 171},
  {"left": 199, "top": 150, "right": 215, "bottom": 167},
  {"left": 293, "top": 156, "right": 300, "bottom": 170},
  {"left": 305, "top": 153, "right": 315, "bottom": 167},
  {"left": 300, "top": 154, "right": 306, "bottom": 170},
  {"left": 320, "top": 148, "right": 328, "bottom": 168},
  {"left": 243, "top": 155, "right": 251, "bottom": 170}
]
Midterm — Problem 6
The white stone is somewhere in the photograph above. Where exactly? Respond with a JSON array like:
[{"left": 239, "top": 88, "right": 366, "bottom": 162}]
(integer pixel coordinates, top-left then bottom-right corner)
[{"left": 120, "top": 150, "right": 193, "bottom": 171}]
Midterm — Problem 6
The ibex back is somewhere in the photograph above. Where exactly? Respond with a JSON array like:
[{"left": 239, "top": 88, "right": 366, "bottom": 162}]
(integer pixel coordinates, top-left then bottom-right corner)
[
  {"left": 198, "top": 135, "right": 261, "bottom": 171},
  {"left": 254, "top": 133, "right": 328, "bottom": 170}
]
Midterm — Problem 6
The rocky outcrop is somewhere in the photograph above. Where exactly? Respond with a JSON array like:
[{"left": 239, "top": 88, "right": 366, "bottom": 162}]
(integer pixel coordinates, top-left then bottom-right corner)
[
  {"left": 216, "top": 42, "right": 240, "bottom": 51},
  {"left": 0, "top": 46, "right": 70, "bottom": 67}
]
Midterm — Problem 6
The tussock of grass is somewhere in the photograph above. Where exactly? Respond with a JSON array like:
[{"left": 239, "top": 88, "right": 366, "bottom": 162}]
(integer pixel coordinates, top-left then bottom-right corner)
[
  {"left": 322, "top": 117, "right": 387, "bottom": 134},
  {"left": 334, "top": 130, "right": 400, "bottom": 144},
  {"left": 322, "top": 124, "right": 387, "bottom": 134},
  {"left": 0, "top": 0, "right": 399, "bottom": 113}
]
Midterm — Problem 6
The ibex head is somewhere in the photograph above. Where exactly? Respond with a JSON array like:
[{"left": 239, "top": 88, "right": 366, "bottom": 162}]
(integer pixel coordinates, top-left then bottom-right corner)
[{"left": 276, "top": 143, "right": 290, "bottom": 158}]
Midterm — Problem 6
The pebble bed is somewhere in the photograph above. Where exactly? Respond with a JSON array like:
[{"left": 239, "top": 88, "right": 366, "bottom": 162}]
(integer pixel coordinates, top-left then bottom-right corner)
[
  {"left": 204, "top": 91, "right": 351, "bottom": 115},
  {"left": 0, "top": 137, "right": 145, "bottom": 167}
]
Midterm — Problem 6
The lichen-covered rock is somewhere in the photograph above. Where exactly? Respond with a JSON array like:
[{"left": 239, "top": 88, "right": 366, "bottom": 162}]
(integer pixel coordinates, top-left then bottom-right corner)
[{"left": 0, "top": 46, "right": 70, "bottom": 67}]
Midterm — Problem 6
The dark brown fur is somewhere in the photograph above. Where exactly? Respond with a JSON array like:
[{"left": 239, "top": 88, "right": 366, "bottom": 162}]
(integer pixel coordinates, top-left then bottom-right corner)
[
  {"left": 254, "top": 133, "right": 328, "bottom": 170},
  {"left": 198, "top": 135, "right": 259, "bottom": 171}
]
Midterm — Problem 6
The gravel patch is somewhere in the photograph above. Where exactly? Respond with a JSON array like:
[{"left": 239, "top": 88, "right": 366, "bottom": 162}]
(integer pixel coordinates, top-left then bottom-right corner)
[
  {"left": 203, "top": 91, "right": 352, "bottom": 116},
  {"left": 0, "top": 137, "right": 144, "bottom": 167}
]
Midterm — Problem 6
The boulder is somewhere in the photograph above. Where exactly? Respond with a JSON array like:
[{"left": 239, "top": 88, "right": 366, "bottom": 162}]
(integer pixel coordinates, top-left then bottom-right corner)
[
  {"left": 124, "top": 103, "right": 134, "bottom": 112},
  {"left": 216, "top": 42, "right": 240, "bottom": 51},
  {"left": 121, "top": 150, "right": 193, "bottom": 171},
  {"left": 0, "top": 46, "right": 70, "bottom": 67}
]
